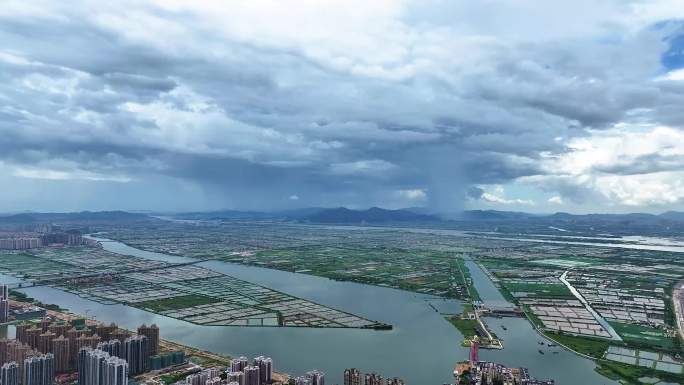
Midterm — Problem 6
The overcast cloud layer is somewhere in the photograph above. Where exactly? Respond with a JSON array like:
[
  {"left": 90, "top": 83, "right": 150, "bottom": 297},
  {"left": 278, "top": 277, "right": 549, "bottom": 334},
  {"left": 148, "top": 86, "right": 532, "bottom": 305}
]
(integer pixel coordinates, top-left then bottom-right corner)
[{"left": 1, "top": 0, "right": 684, "bottom": 213}]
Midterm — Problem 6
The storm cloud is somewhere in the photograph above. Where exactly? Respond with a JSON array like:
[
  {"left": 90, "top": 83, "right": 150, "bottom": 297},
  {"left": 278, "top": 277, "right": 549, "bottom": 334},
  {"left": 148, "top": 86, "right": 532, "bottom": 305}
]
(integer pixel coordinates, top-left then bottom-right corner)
[{"left": 1, "top": 0, "right": 684, "bottom": 213}]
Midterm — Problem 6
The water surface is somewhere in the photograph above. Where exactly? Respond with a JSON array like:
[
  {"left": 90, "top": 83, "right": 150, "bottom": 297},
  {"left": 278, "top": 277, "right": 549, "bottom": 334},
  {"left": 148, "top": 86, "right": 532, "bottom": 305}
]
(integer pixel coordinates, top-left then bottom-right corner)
[{"left": 10, "top": 239, "right": 618, "bottom": 385}]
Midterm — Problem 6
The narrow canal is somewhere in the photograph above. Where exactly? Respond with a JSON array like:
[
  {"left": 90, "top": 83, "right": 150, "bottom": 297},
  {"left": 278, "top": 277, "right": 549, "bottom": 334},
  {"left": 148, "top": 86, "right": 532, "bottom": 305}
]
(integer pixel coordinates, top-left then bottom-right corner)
[{"left": 465, "top": 260, "right": 618, "bottom": 385}]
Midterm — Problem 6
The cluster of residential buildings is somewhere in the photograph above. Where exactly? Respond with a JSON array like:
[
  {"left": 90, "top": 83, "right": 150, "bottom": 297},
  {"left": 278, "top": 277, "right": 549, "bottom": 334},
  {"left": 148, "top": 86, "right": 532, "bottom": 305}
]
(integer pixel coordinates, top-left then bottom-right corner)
[
  {"left": 1, "top": 286, "right": 8, "bottom": 324},
  {"left": 0, "top": 229, "right": 84, "bottom": 250},
  {"left": 453, "top": 361, "right": 554, "bottom": 385},
  {"left": 452, "top": 342, "right": 554, "bottom": 385},
  {"left": 1, "top": 353, "right": 54, "bottom": 385},
  {"left": 0, "top": 316, "right": 171, "bottom": 385},
  {"left": 176, "top": 361, "right": 408, "bottom": 385},
  {"left": 0, "top": 238, "right": 42, "bottom": 251},
  {"left": 220, "top": 355, "right": 275, "bottom": 385},
  {"left": 291, "top": 370, "right": 324, "bottom": 385},
  {"left": 77, "top": 348, "right": 128, "bottom": 385},
  {"left": 186, "top": 368, "right": 222, "bottom": 385},
  {"left": 342, "top": 368, "right": 403, "bottom": 385}
]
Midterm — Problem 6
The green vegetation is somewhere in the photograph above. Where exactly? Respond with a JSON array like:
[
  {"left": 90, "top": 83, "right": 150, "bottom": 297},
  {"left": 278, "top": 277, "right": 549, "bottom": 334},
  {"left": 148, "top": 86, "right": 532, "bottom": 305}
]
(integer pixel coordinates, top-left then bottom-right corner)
[
  {"left": 9, "top": 289, "right": 64, "bottom": 311},
  {"left": 446, "top": 301, "right": 500, "bottom": 343},
  {"left": 595, "top": 360, "right": 684, "bottom": 385},
  {"left": 609, "top": 321, "right": 680, "bottom": 352},
  {"left": 534, "top": 258, "right": 595, "bottom": 268},
  {"left": 160, "top": 372, "right": 192, "bottom": 385},
  {"left": 95, "top": 221, "right": 684, "bottom": 385},
  {"left": 664, "top": 281, "right": 677, "bottom": 329},
  {"left": 544, "top": 332, "right": 609, "bottom": 359},
  {"left": 1, "top": 244, "right": 384, "bottom": 329},
  {"left": 0, "top": 252, "right": 76, "bottom": 279},
  {"left": 521, "top": 305, "right": 544, "bottom": 329},
  {"left": 455, "top": 257, "right": 481, "bottom": 301},
  {"left": 137, "top": 295, "right": 222, "bottom": 311},
  {"left": 188, "top": 355, "right": 230, "bottom": 368},
  {"left": 0, "top": 252, "right": 41, "bottom": 264},
  {"left": 447, "top": 317, "right": 481, "bottom": 338},
  {"left": 456, "top": 369, "right": 472, "bottom": 385},
  {"left": 9, "top": 289, "right": 32, "bottom": 302},
  {"left": 223, "top": 246, "right": 475, "bottom": 299}
]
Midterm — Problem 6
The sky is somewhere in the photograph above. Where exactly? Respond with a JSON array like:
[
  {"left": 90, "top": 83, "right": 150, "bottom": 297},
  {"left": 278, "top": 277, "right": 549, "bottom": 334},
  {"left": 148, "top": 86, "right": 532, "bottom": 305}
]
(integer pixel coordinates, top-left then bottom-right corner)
[{"left": 1, "top": 0, "right": 684, "bottom": 214}]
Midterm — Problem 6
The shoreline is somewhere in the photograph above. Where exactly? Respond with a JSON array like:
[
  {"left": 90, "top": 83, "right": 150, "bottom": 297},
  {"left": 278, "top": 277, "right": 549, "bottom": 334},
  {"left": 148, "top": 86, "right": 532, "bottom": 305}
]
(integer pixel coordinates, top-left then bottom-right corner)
[{"left": 26, "top": 304, "right": 292, "bottom": 383}]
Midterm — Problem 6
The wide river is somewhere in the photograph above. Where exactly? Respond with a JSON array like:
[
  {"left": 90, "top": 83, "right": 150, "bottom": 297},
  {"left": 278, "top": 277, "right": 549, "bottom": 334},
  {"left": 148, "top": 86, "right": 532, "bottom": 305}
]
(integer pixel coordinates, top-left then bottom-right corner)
[{"left": 11, "top": 239, "right": 617, "bottom": 385}]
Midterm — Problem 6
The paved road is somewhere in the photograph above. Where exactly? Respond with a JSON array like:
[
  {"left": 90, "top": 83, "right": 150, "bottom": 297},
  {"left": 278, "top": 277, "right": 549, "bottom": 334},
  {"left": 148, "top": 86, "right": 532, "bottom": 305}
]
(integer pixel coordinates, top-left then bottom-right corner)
[
  {"left": 559, "top": 271, "right": 622, "bottom": 341},
  {"left": 673, "top": 281, "right": 684, "bottom": 341}
]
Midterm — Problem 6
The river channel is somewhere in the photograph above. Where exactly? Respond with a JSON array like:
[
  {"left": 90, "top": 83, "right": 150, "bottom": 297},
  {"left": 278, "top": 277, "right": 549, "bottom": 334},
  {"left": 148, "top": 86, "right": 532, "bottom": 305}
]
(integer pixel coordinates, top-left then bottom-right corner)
[{"left": 9, "top": 239, "right": 617, "bottom": 385}]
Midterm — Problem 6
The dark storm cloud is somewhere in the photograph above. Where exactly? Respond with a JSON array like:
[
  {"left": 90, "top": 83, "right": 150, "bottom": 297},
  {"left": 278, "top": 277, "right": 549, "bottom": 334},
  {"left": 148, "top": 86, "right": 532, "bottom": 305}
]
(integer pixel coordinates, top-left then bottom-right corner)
[
  {"left": 1, "top": 1, "right": 684, "bottom": 211},
  {"left": 466, "top": 186, "right": 485, "bottom": 200},
  {"left": 594, "top": 153, "right": 684, "bottom": 175}
]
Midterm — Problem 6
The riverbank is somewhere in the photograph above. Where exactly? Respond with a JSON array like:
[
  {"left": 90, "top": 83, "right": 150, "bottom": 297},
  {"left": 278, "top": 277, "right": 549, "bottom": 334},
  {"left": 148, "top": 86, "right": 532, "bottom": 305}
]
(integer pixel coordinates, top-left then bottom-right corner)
[
  {"left": 474, "top": 261, "right": 684, "bottom": 385},
  {"left": 5, "top": 236, "right": 628, "bottom": 384},
  {"left": 34, "top": 303, "right": 293, "bottom": 383},
  {"left": 12, "top": 260, "right": 467, "bottom": 384},
  {"left": 462, "top": 258, "right": 621, "bottom": 385},
  {"left": 446, "top": 303, "right": 503, "bottom": 350}
]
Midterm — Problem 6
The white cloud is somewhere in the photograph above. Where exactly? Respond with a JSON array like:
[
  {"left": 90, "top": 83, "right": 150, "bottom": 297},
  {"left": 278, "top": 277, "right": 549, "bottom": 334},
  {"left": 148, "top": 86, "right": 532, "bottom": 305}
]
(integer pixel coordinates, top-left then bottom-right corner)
[
  {"left": 329, "top": 159, "right": 397, "bottom": 177},
  {"left": 548, "top": 196, "right": 563, "bottom": 204},
  {"left": 658, "top": 68, "right": 684, "bottom": 81},
  {"left": 549, "top": 125, "right": 684, "bottom": 176},
  {"left": 0, "top": 0, "right": 684, "bottom": 211},
  {"left": 395, "top": 189, "right": 427, "bottom": 201},
  {"left": 12, "top": 166, "right": 133, "bottom": 183},
  {"left": 595, "top": 172, "right": 684, "bottom": 206},
  {"left": 120, "top": 86, "right": 344, "bottom": 163},
  {"left": 528, "top": 125, "right": 684, "bottom": 206},
  {"left": 289, "top": 194, "right": 299, "bottom": 201},
  {"left": 481, "top": 192, "right": 535, "bottom": 206},
  {"left": 471, "top": 185, "right": 535, "bottom": 206}
]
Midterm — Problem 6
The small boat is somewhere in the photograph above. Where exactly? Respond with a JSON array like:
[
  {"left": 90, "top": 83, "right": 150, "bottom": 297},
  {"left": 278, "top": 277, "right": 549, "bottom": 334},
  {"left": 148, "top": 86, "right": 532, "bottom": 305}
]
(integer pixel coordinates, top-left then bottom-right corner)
[
  {"left": 501, "top": 325, "right": 507, "bottom": 330},
  {"left": 552, "top": 351, "right": 559, "bottom": 354},
  {"left": 538, "top": 341, "right": 545, "bottom": 345},
  {"left": 538, "top": 350, "right": 545, "bottom": 355},
  {"left": 547, "top": 343, "right": 557, "bottom": 347}
]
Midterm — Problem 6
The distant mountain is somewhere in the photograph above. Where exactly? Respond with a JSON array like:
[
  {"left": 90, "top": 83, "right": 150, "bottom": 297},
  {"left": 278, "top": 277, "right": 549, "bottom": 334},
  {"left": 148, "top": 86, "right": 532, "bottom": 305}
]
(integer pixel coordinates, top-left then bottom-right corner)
[
  {"left": 0, "top": 211, "right": 149, "bottom": 224},
  {"left": 173, "top": 210, "right": 274, "bottom": 220},
  {"left": 660, "top": 211, "right": 684, "bottom": 222},
  {"left": 2, "top": 208, "right": 683, "bottom": 236},
  {"left": 0, "top": 213, "right": 40, "bottom": 223},
  {"left": 548, "top": 212, "right": 657, "bottom": 221},
  {"left": 457, "top": 210, "right": 539, "bottom": 221},
  {"left": 172, "top": 207, "right": 327, "bottom": 220},
  {"left": 275, "top": 207, "right": 327, "bottom": 218},
  {"left": 301, "top": 207, "right": 439, "bottom": 224},
  {"left": 174, "top": 206, "right": 445, "bottom": 224},
  {"left": 402, "top": 206, "right": 433, "bottom": 215},
  {"left": 503, "top": 211, "right": 684, "bottom": 236}
]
